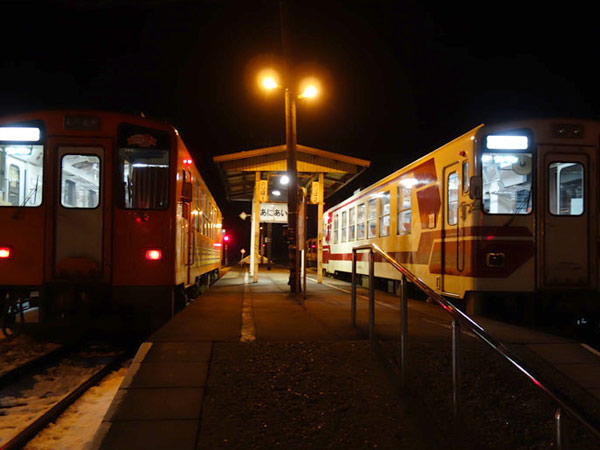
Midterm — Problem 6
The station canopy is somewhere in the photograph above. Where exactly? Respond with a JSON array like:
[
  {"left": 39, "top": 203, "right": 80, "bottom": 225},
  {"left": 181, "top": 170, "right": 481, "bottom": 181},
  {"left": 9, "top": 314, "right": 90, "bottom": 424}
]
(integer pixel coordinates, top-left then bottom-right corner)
[{"left": 213, "top": 144, "right": 370, "bottom": 202}]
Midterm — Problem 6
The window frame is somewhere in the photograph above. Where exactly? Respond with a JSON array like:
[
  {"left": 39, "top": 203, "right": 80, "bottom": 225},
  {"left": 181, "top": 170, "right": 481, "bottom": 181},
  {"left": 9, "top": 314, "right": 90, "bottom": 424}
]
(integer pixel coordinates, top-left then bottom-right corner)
[
  {"left": 348, "top": 206, "right": 356, "bottom": 241},
  {"left": 367, "top": 197, "right": 377, "bottom": 239},
  {"left": 379, "top": 191, "right": 390, "bottom": 237},
  {"left": 60, "top": 153, "right": 101, "bottom": 210},
  {"left": 548, "top": 161, "right": 585, "bottom": 216},
  {"left": 357, "top": 203, "right": 366, "bottom": 240},
  {"left": 447, "top": 171, "right": 459, "bottom": 226},
  {"left": 397, "top": 182, "right": 412, "bottom": 235},
  {"left": 341, "top": 210, "right": 347, "bottom": 243}
]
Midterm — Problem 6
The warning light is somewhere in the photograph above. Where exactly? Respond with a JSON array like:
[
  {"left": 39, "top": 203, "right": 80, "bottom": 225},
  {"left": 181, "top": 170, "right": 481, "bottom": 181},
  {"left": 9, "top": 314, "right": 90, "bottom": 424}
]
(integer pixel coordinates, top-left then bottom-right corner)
[
  {"left": 223, "top": 235, "right": 230, "bottom": 242},
  {"left": 145, "top": 249, "right": 162, "bottom": 261},
  {"left": 0, "top": 247, "right": 11, "bottom": 259},
  {"left": 183, "top": 158, "right": 193, "bottom": 166}
]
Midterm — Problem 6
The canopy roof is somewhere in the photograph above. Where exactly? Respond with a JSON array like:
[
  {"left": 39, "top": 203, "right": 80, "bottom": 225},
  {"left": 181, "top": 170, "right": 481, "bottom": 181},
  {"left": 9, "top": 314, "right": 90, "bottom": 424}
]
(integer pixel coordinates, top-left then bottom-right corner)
[{"left": 213, "top": 144, "right": 370, "bottom": 202}]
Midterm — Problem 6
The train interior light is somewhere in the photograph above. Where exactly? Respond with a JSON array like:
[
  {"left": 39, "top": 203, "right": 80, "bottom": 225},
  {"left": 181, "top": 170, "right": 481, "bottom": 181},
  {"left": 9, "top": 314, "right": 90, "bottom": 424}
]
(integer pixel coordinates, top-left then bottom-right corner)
[
  {"left": 486, "top": 135, "right": 528, "bottom": 150},
  {"left": 0, "top": 127, "right": 41, "bottom": 142}
]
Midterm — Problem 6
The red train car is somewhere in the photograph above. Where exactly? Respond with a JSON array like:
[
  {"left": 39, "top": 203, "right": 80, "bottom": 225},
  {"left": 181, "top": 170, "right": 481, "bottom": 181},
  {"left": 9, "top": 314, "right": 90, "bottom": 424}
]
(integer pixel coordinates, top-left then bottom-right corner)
[{"left": 0, "top": 110, "right": 222, "bottom": 334}]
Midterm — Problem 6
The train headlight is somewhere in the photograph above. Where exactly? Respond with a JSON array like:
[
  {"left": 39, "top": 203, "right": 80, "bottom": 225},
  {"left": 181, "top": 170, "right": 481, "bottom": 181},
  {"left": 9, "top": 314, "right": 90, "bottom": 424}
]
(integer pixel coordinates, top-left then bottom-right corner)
[
  {"left": 0, "top": 247, "right": 11, "bottom": 259},
  {"left": 145, "top": 249, "right": 162, "bottom": 261}
]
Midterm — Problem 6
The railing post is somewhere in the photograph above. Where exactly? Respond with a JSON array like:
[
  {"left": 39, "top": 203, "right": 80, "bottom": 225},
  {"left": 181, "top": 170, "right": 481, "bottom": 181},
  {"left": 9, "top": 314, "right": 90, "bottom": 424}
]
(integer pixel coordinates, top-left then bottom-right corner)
[
  {"left": 400, "top": 274, "right": 407, "bottom": 384},
  {"left": 368, "top": 248, "right": 375, "bottom": 341},
  {"left": 351, "top": 249, "right": 357, "bottom": 327},
  {"left": 555, "top": 407, "right": 563, "bottom": 450},
  {"left": 452, "top": 319, "right": 461, "bottom": 422}
]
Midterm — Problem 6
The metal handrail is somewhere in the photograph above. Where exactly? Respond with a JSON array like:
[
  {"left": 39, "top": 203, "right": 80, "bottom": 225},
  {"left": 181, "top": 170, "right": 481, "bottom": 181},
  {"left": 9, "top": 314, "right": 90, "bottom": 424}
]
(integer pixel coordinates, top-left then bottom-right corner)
[{"left": 351, "top": 243, "right": 600, "bottom": 449}]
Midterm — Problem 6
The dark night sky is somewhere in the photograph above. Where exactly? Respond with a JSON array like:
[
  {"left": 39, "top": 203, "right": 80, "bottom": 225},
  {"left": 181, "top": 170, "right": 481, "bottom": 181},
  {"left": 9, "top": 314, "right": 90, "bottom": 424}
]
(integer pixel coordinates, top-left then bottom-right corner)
[{"left": 1, "top": 0, "right": 598, "bottom": 257}]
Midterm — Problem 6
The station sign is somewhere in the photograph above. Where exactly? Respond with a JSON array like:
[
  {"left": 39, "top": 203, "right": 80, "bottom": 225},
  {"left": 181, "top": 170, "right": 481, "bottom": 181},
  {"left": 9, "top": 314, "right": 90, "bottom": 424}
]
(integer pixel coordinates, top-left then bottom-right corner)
[{"left": 259, "top": 203, "right": 288, "bottom": 223}]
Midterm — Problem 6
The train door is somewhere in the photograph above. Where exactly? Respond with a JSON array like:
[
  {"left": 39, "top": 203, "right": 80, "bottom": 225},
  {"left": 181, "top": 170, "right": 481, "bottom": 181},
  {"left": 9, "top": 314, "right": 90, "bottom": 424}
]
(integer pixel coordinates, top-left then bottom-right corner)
[
  {"left": 441, "top": 162, "right": 466, "bottom": 296},
  {"left": 53, "top": 142, "right": 110, "bottom": 281},
  {"left": 538, "top": 146, "right": 596, "bottom": 289}
]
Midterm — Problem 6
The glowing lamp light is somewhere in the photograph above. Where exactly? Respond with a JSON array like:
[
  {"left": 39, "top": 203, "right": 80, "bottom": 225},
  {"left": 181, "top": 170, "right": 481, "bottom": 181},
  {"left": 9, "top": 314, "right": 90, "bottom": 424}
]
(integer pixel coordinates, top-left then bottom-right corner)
[
  {"left": 299, "top": 85, "right": 318, "bottom": 99},
  {"left": 145, "top": 249, "right": 162, "bottom": 261},
  {"left": 272, "top": 190, "right": 281, "bottom": 196},
  {"left": 262, "top": 77, "right": 279, "bottom": 90},
  {"left": 223, "top": 235, "right": 230, "bottom": 242},
  {"left": 214, "top": 242, "right": 223, "bottom": 248},
  {"left": 183, "top": 158, "right": 193, "bottom": 166},
  {"left": 279, "top": 175, "right": 289, "bottom": 185},
  {"left": 0, "top": 247, "right": 11, "bottom": 259}
]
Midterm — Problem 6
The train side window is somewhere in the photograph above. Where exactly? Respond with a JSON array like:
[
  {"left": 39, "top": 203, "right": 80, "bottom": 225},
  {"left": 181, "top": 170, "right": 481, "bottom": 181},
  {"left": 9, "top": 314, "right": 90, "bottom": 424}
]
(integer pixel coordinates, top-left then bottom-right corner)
[
  {"left": 368, "top": 198, "right": 377, "bottom": 238},
  {"left": 549, "top": 162, "right": 584, "bottom": 215},
  {"left": 379, "top": 191, "right": 390, "bottom": 237},
  {"left": 0, "top": 144, "right": 44, "bottom": 207},
  {"left": 462, "top": 162, "right": 470, "bottom": 193},
  {"left": 333, "top": 213, "right": 339, "bottom": 244},
  {"left": 348, "top": 206, "right": 356, "bottom": 241},
  {"left": 341, "top": 210, "right": 347, "bottom": 242},
  {"left": 194, "top": 183, "right": 200, "bottom": 231},
  {"left": 447, "top": 172, "right": 459, "bottom": 225},
  {"left": 357, "top": 203, "right": 366, "bottom": 240},
  {"left": 61, "top": 154, "right": 100, "bottom": 209},
  {"left": 397, "top": 183, "right": 411, "bottom": 235}
]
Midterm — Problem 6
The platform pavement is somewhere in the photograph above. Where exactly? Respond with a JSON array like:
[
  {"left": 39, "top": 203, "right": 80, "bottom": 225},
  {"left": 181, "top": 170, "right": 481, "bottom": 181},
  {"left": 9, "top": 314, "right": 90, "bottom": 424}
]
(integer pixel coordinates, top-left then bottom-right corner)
[{"left": 91, "top": 266, "right": 600, "bottom": 449}]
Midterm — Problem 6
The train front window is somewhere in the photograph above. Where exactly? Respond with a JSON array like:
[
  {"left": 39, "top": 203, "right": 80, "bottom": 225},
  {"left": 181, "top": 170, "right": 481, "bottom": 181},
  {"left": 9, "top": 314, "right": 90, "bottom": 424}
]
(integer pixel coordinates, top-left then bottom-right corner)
[
  {"left": 0, "top": 144, "right": 44, "bottom": 207},
  {"left": 117, "top": 147, "right": 169, "bottom": 209},
  {"left": 549, "top": 162, "right": 584, "bottom": 215},
  {"left": 60, "top": 154, "right": 100, "bottom": 209},
  {"left": 482, "top": 152, "right": 532, "bottom": 214}
]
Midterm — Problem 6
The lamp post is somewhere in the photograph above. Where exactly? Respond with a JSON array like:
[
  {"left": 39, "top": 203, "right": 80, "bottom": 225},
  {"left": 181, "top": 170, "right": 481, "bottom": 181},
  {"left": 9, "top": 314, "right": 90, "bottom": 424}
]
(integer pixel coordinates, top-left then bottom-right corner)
[{"left": 260, "top": 75, "right": 318, "bottom": 293}]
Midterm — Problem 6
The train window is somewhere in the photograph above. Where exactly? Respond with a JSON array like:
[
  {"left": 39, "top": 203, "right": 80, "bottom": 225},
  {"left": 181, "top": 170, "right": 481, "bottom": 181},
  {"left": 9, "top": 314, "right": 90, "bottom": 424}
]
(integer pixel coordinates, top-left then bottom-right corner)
[
  {"left": 482, "top": 152, "right": 532, "bottom": 214},
  {"left": 61, "top": 154, "right": 100, "bottom": 209},
  {"left": 194, "top": 182, "right": 200, "bottom": 231},
  {"left": 357, "top": 203, "right": 366, "bottom": 240},
  {"left": 0, "top": 144, "right": 44, "bottom": 207},
  {"left": 368, "top": 198, "right": 377, "bottom": 238},
  {"left": 549, "top": 162, "right": 584, "bottom": 215},
  {"left": 348, "top": 206, "right": 356, "bottom": 241},
  {"left": 341, "top": 211, "right": 347, "bottom": 242},
  {"left": 379, "top": 191, "right": 390, "bottom": 237},
  {"left": 397, "top": 183, "right": 411, "bottom": 235},
  {"left": 333, "top": 213, "right": 339, "bottom": 244},
  {"left": 462, "top": 162, "right": 470, "bottom": 193},
  {"left": 447, "top": 172, "right": 459, "bottom": 225}
]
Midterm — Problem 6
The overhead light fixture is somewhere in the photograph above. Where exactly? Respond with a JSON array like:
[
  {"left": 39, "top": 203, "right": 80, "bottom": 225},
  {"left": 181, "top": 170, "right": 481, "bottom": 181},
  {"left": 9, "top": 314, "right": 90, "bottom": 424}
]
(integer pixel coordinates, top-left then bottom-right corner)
[
  {"left": 280, "top": 175, "right": 289, "bottom": 185},
  {"left": 272, "top": 190, "right": 281, "bottom": 196}
]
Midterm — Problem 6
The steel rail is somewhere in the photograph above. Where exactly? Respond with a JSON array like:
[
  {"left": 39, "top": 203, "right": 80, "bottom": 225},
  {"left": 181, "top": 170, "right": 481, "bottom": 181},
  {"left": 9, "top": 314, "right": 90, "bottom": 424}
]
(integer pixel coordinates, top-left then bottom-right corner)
[{"left": 351, "top": 243, "right": 600, "bottom": 449}]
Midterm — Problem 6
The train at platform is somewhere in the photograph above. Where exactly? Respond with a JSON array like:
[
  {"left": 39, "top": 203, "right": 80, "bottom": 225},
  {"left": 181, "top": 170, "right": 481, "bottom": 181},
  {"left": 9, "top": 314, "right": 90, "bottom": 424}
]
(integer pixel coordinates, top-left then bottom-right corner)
[
  {"left": 323, "top": 118, "right": 600, "bottom": 318},
  {"left": 0, "top": 110, "right": 222, "bottom": 334}
]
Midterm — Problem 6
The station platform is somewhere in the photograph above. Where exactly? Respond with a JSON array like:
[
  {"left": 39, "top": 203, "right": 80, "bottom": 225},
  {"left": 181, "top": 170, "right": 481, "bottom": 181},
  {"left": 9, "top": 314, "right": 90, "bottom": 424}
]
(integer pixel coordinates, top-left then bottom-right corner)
[{"left": 91, "top": 266, "right": 600, "bottom": 449}]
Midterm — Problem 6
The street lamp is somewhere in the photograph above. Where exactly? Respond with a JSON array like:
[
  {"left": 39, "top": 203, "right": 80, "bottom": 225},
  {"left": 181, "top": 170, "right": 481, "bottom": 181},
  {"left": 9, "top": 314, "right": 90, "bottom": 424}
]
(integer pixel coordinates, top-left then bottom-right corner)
[{"left": 260, "top": 71, "right": 320, "bottom": 293}]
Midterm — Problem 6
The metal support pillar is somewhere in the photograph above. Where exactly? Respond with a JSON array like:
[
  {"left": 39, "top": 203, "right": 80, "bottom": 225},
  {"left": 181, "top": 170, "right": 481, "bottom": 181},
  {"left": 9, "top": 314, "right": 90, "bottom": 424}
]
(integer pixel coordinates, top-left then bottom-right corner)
[
  {"left": 317, "top": 172, "right": 324, "bottom": 283},
  {"left": 252, "top": 171, "right": 260, "bottom": 283}
]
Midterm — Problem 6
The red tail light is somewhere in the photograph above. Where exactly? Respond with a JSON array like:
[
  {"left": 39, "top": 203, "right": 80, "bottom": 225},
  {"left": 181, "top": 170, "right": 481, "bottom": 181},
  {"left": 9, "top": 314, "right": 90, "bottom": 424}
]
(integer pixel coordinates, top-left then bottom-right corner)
[
  {"left": 145, "top": 249, "right": 162, "bottom": 261},
  {"left": 0, "top": 247, "right": 11, "bottom": 259}
]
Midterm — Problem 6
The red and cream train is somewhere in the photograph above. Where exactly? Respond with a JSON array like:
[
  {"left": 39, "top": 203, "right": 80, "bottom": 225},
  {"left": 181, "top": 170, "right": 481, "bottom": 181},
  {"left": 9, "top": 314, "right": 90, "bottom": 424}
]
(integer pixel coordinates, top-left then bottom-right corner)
[
  {"left": 0, "top": 110, "right": 222, "bottom": 333},
  {"left": 323, "top": 118, "right": 600, "bottom": 315}
]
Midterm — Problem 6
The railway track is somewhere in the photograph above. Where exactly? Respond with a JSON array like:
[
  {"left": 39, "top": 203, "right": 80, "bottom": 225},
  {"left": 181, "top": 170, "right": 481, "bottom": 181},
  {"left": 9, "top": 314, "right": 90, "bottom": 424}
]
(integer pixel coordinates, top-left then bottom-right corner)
[{"left": 0, "top": 344, "right": 127, "bottom": 450}]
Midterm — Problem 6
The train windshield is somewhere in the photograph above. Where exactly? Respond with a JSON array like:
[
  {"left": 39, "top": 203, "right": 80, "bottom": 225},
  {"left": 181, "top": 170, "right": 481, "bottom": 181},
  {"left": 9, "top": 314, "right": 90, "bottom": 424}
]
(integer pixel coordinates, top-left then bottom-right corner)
[
  {"left": 0, "top": 144, "right": 44, "bottom": 207},
  {"left": 482, "top": 152, "right": 533, "bottom": 214},
  {"left": 117, "top": 124, "right": 170, "bottom": 210}
]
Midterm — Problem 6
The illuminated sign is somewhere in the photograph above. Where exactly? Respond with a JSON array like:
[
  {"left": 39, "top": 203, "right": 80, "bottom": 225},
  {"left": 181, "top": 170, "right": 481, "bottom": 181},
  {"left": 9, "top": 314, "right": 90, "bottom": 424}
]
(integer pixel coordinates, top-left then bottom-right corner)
[
  {"left": 486, "top": 135, "right": 528, "bottom": 150},
  {"left": 0, "top": 127, "right": 40, "bottom": 142},
  {"left": 259, "top": 203, "right": 288, "bottom": 223}
]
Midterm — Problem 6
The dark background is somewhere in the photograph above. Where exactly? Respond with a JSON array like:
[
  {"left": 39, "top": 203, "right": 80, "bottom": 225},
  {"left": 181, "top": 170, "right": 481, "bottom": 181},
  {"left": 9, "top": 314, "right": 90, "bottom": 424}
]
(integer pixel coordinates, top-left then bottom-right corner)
[{"left": 1, "top": 0, "right": 598, "bottom": 261}]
